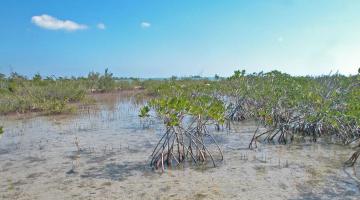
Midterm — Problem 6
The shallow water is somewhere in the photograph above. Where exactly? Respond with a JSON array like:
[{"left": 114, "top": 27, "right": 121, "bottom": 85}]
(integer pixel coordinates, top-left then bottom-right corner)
[{"left": 0, "top": 93, "right": 359, "bottom": 200}]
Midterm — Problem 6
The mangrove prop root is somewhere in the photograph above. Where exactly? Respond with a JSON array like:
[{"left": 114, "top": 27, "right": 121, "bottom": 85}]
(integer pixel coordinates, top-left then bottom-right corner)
[
  {"left": 345, "top": 149, "right": 360, "bottom": 167},
  {"left": 150, "top": 121, "right": 223, "bottom": 170}
]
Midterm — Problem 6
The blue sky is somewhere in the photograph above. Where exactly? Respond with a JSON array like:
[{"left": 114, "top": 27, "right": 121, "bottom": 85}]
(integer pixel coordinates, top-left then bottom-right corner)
[{"left": 0, "top": 0, "right": 359, "bottom": 78}]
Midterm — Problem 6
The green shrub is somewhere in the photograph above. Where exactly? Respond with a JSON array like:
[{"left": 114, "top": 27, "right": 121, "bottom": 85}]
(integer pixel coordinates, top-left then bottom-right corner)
[{"left": 98, "top": 68, "right": 115, "bottom": 92}]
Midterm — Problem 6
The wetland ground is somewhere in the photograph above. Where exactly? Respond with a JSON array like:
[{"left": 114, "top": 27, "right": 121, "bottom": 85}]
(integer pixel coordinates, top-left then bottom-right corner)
[{"left": 0, "top": 92, "right": 359, "bottom": 200}]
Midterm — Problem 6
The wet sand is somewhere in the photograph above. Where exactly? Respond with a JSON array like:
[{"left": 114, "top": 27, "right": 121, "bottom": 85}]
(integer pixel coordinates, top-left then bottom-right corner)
[{"left": 0, "top": 93, "right": 359, "bottom": 200}]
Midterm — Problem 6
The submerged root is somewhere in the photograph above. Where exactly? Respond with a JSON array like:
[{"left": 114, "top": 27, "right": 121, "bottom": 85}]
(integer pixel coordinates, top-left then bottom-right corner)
[
  {"left": 345, "top": 149, "right": 360, "bottom": 167},
  {"left": 150, "top": 124, "right": 223, "bottom": 170}
]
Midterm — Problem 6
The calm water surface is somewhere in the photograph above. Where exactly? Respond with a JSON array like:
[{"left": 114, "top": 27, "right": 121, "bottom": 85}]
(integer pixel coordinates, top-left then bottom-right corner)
[{"left": 0, "top": 93, "right": 359, "bottom": 200}]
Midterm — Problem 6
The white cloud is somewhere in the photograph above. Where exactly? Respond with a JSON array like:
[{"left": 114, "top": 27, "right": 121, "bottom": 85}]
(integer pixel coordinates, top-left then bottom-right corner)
[
  {"left": 140, "top": 21, "right": 151, "bottom": 28},
  {"left": 97, "top": 23, "right": 106, "bottom": 30},
  {"left": 31, "top": 14, "right": 88, "bottom": 31}
]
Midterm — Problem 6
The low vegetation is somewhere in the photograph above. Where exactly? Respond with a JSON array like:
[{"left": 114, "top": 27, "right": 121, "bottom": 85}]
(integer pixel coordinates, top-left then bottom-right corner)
[
  {"left": 1, "top": 68, "right": 359, "bottom": 168},
  {"left": 140, "top": 69, "right": 360, "bottom": 169},
  {"left": 0, "top": 69, "right": 141, "bottom": 115}
]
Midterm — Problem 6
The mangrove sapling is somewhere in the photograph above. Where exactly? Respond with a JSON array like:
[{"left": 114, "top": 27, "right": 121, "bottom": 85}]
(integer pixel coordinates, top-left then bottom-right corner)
[
  {"left": 138, "top": 70, "right": 359, "bottom": 166},
  {"left": 218, "top": 70, "right": 360, "bottom": 166},
  {"left": 140, "top": 95, "right": 225, "bottom": 170},
  {"left": 74, "top": 137, "right": 81, "bottom": 152},
  {"left": 0, "top": 126, "right": 3, "bottom": 139}
]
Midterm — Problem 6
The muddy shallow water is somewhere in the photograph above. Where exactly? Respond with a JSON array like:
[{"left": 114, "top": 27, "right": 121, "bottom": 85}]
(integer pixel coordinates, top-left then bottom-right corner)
[{"left": 1, "top": 93, "right": 359, "bottom": 200}]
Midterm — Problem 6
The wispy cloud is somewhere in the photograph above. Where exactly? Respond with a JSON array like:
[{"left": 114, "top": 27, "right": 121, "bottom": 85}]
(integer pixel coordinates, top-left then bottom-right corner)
[
  {"left": 140, "top": 21, "right": 151, "bottom": 28},
  {"left": 31, "top": 14, "right": 88, "bottom": 31},
  {"left": 97, "top": 23, "right": 106, "bottom": 30}
]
